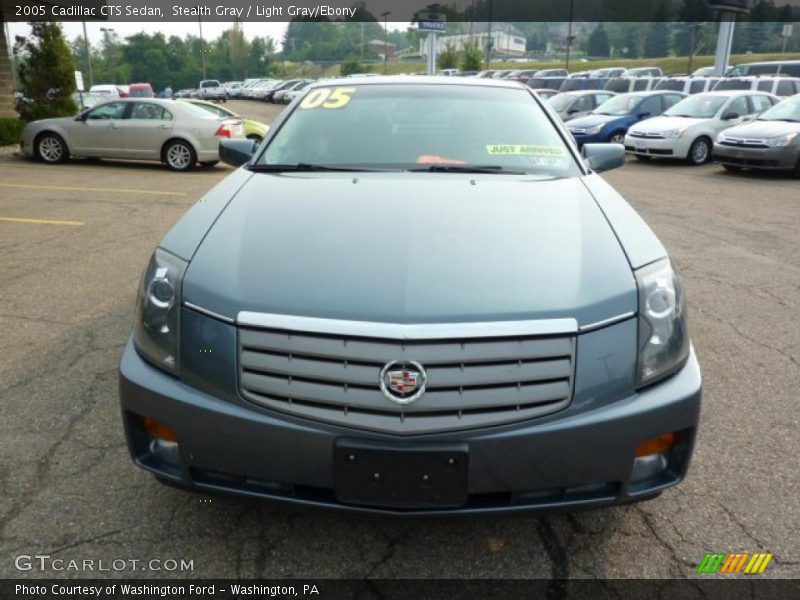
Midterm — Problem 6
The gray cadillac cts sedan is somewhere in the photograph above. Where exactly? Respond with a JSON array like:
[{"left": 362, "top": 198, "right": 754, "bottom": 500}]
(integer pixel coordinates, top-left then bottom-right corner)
[{"left": 120, "top": 77, "right": 702, "bottom": 515}]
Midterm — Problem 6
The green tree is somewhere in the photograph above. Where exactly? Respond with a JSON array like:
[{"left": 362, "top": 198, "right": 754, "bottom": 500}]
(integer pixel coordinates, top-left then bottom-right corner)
[
  {"left": 461, "top": 39, "right": 483, "bottom": 71},
  {"left": 340, "top": 56, "right": 368, "bottom": 76},
  {"left": 437, "top": 41, "right": 458, "bottom": 70},
  {"left": 587, "top": 24, "right": 611, "bottom": 58},
  {"left": 748, "top": 0, "right": 777, "bottom": 53},
  {"left": 643, "top": 2, "right": 671, "bottom": 58},
  {"left": 622, "top": 24, "right": 641, "bottom": 58},
  {"left": 14, "top": 23, "right": 77, "bottom": 121}
]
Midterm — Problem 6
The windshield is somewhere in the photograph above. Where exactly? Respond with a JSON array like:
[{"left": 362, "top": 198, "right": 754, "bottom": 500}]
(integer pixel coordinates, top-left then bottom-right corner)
[
  {"left": 548, "top": 93, "right": 576, "bottom": 111},
  {"left": 758, "top": 96, "right": 800, "bottom": 121},
  {"left": 594, "top": 94, "right": 641, "bottom": 116},
  {"left": 258, "top": 84, "right": 580, "bottom": 177},
  {"left": 664, "top": 94, "right": 727, "bottom": 118}
]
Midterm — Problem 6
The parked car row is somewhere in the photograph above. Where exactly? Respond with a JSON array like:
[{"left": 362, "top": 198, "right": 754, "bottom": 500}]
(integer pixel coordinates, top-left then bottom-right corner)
[{"left": 544, "top": 84, "right": 799, "bottom": 174}]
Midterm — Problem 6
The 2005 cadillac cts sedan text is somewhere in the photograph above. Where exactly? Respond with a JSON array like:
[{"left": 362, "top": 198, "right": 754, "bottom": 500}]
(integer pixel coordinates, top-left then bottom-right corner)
[{"left": 119, "top": 77, "right": 702, "bottom": 515}]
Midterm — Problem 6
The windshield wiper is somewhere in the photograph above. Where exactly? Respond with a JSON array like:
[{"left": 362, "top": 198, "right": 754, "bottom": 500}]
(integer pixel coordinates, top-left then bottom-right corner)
[
  {"left": 408, "top": 164, "right": 526, "bottom": 175},
  {"left": 249, "top": 163, "right": 388, "bottom": 173},
  {"left": 760, "top": 118, "right": 800, "bottom": 123}
]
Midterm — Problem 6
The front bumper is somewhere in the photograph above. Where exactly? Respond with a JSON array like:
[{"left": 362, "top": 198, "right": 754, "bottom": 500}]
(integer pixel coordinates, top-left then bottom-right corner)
[
  {"left": 713, "top": 143, "right": 800, "bottom": 170},
  {"left": 624, "top": 135, "right": 690, "bottom": 159},
  {"left": 119, "top": 336, "right": 702, "bottom": 516}
]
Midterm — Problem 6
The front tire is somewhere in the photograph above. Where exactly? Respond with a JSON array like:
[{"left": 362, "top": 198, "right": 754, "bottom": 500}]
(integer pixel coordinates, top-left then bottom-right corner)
[
  {"left": 163, "top": 140, "right": 197, "bottom": 172},
  {"left": 686, "top": 137, "right": 711, "bottom": 165},
  {"left": 609, "top": 132, "right": 625, "bottom": 145},
  {"left": 35, "top": 132, "right": 69, "bottom": 164}
]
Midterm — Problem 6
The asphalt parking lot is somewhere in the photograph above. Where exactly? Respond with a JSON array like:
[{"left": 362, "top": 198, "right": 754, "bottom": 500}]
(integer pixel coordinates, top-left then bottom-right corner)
[{"left": 1, "top": 99, "right": 798, "bottom": 579}]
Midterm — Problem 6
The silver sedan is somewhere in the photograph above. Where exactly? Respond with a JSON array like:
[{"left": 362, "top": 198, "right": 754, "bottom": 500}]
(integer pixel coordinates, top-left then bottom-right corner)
[{"left": 21, "top": 98, "right": 244, "bottom": 171}]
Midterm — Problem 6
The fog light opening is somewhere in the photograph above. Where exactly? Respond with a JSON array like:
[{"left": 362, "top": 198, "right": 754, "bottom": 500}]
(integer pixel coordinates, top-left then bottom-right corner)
[
  {"left": 142, "top": 416, "right": 181, "bottom": 470},
  {"left": 143, "top": 416, "right": 179, "bottom": 442},
  {"left": 635, "top": 432, "right": 675, "bottom": 458},
  {"left": 631, "top": 432, "right": 677, "bottom": 484}
]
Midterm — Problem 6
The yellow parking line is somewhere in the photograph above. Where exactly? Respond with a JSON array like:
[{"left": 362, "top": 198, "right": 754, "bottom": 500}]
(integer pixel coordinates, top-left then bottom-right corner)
[
  {"left": 0, "top": 182, "right": 186, "bottom": 197},
  {"left": 0, "top": 216, "right": 84, "bottom": 226}
]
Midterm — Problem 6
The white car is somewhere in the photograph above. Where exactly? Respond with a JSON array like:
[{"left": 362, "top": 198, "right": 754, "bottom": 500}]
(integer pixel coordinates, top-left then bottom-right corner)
[
  {"left": 21, "top": 98, "right": 244, "bottom": 171},
  {"left": 624, "top": 90, "right": 778, "bottom": 165}
]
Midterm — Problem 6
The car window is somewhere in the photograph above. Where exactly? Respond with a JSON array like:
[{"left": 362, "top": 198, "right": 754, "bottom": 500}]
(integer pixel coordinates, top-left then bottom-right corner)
[
  {"left": 726, "top": 96, "right": 749, "bottom": 117},
  {"left": 689, "top": 80, "right": 706, "bottom": 94},
  {"left": 130, "top": 102, "right": 171, "bottom": 120},
  {"left": 757, "top": 95, "right": 800, "bottom": 122},
  {"left": 638, "top": 96, "right": 661, "bottom": 115},
  {"left": 260, "top": 84, "right": 581, "bottom": 178},
  {"left": 756, "top": 80, "right": 773, "bottom": 92},
  {"left": 547, "top": 93, "right": 574, "bottom": 111},
  {"left": 664, "top": 94, "right": 727, "bottom": 118},
  {"left": 572, "top": 95, "right": 593, "bottom": 112},
  {"left": 86, "top": 102, "right": 127, "bottom": 120},
  {"left": 595, "top": 94, "right": 641, "bottom": 116},
  {"left": 593, "top": 93, "right": 613, "bottom": 105},
  {"left": 749, "top": 95, "right": 773, "bottom": 112},
  {"left": 776, "top": 81, "right": 794, "bottom": 96},
  {"left": 662, "top": 94, "right": 684, "bottom": 110},
  {"left": 632, "top": 79, "right": 650, "bottom": 91},
  {"left": 781, "top": 65, "right": 800, "bottom": 77}
]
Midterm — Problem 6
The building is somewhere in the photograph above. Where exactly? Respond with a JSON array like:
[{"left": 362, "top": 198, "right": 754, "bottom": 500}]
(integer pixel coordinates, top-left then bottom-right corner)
[
  {"left": 367, "top": 39, "right": 396, "bottom": 59},
  {"left": 419, "top": 23, "right": 527, "bottom": 57}
]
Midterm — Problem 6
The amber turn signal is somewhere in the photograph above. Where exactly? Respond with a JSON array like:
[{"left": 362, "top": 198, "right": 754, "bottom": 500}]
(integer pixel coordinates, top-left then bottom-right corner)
[
  {"left": 143, "top": 416, "right": 179, "bottom": 442},
  {"left": 635, "top": 432, "right": 676, "bottom": 457}
]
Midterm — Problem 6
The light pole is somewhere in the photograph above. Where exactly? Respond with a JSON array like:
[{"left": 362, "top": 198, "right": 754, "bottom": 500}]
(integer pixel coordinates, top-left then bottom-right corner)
[
  {"left": 81, "top": 22, "right": 94, "bottom": 87},
  {"left": 198, "top": 14, "right": 207, "bottom": 80},
  {"left": 100, "top": 28, "right": 115, "bottom": 83},
  {"left": 565, "top": 0, "right": 575, "bottom": 71},
  {"left": 382, "top": 11, "right": 390, "bottom": 74}
]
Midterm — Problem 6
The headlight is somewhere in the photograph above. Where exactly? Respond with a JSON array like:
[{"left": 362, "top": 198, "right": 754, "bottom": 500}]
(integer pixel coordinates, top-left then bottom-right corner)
[
  {"left": 132, "top": 248, "right": 187, "bottom": 375},
  {"left": 764, "top": 133, "right": 797, "bottom": 147},
  {"left": 661, "top": 128, "right": 686, "bottom": 139},
  {"left": 635, "top": 258, "right": 690, "bottom": 387}
]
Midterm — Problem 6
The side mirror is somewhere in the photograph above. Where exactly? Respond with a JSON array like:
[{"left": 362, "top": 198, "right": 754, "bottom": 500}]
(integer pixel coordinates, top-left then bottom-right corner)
[
  {"left": 637, "top": 112, "right": 651, "bottom": 119},
  {"left": 721, "top": 112, "right": 739, "bottom": 120},
  {"left": 582, "top": 143, "right": 626, "bottom": 173},
  {"left": 219, "top": 138, "right": 258, "bottom": 167}
]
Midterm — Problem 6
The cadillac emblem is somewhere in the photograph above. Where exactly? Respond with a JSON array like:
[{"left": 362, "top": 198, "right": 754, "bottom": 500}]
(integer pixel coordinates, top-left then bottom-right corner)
[{"left": 379, "top": 360, "right": 427, "bottom": 404}]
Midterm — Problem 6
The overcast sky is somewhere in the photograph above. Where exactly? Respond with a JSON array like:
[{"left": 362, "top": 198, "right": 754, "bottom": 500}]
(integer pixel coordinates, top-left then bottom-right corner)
[{"left": 6, "top": 20, "right": 409, "bottom": 51}]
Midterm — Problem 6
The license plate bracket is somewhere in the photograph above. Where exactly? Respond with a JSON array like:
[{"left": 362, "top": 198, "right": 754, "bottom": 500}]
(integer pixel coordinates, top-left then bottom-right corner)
[
  {"left": 635, "top": 143, "right": 647, "bottom": 154},
  {"left": 334, "top": 440, "right": 469, "bottom": 509}
]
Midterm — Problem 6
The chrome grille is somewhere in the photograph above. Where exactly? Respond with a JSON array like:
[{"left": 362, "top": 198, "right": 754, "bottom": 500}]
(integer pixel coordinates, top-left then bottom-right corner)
[
  {"left": 628, "top": 131, "right": 665, "bottom": 139},
  {"left": 719, "top": 136, "right": 768, "bottom": 148},
  {"left": 237, "top": 321, "right": 576, "bottom": 435}
]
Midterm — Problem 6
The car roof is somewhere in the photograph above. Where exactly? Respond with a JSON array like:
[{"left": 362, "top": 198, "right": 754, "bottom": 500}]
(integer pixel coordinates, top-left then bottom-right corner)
[
  {"left": 697, "top": 89, "right": 773, "bottom": 96},
  {"left": 565, "top": 89, "right": 616, "bottom": 95}
]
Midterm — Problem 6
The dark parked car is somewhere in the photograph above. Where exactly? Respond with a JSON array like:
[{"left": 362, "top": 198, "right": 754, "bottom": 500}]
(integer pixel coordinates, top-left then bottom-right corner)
[
  {"left": 713, "top": 93, "right": 800, "bottom": 174},
  {"left": 567, "top": 91, "right": 687, "bottom": 145},
  {"left": 120, "top": 77, "right": 701, "bottom": 515}
]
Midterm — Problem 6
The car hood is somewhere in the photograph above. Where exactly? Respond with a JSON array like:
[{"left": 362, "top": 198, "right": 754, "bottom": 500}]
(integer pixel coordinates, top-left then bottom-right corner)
[
  {"left": 567, "top": 114, "right": 621, "bottom": 129},
  {"left": 630, "top": 115, "right": 705, "bottom": 133},
  {"left": 181, "top": 173, "right": 637, "bottom": 327},
  {"left": 721, "top": 119, "right": 800, "bottom": 138}
]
